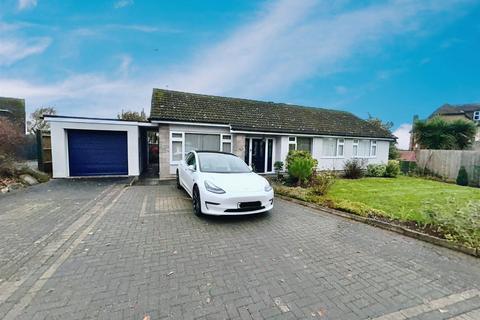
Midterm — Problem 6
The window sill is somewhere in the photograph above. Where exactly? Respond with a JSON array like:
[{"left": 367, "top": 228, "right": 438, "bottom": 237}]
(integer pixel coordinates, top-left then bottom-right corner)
[{"left": 319, "top": 156, "right": 345, "bottom": 159}]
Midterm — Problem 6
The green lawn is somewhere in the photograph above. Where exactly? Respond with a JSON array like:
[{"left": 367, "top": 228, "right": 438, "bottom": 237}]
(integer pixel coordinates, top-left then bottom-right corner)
[
  {"left": 274, "top": 176, "right": 480, "bottom": 248},
  {"left": 328, "top": 176, "right": 480, "bottom": 223}
]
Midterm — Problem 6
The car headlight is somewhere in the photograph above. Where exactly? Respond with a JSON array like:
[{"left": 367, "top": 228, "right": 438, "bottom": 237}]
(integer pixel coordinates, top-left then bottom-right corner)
[
  {"left": 264, "top": 183, "right": 273, "bottom": 192},
  {"left": 204, "top": 180, "right": 226, "bottom": 194}
]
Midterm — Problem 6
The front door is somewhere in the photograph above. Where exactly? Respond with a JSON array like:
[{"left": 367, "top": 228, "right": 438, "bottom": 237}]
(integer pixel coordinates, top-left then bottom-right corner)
[
  {"left": 251, "top": 139, "right": 265, "bottom": 173},
  {"left": 245, "top": 138, "right": 274, "bottom": 173}
]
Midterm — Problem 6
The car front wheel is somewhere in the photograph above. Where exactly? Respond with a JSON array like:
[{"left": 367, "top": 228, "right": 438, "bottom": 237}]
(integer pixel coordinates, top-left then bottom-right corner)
[{"left": 192, "top": 186, "right": 202, "bottom": 216}]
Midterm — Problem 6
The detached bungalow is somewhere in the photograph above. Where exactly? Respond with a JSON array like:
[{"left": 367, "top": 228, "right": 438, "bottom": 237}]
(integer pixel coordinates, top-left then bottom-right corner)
[{"left": 46, "top": 89, "right": 395, "bottom": 179}]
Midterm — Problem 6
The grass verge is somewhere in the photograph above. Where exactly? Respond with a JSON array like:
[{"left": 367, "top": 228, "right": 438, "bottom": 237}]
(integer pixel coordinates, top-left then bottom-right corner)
[{"left": 274, "top": 176, "right": 480, "bottom": 249}]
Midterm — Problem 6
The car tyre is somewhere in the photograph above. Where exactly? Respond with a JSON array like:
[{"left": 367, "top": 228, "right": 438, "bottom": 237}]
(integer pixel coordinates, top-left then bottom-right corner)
[
  {"left": 176, "top": 170, "right": 181, "bottom": 189},
  {"left": 192, "top": 185, "right": 203, "bottom": 217}
]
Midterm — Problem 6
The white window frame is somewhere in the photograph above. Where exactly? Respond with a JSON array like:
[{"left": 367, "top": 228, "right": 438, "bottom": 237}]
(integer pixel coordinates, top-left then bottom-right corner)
[
  {"left": 170, "top": 132, "right": 185, "bottom": 164},
  {"left": 474, "top": 111, "right": 480, "bottom": 121},
  {"left": 288, "top": 137, "right": 297, "bottom": 151},
  {"left": 353, "top": 139, "right": 377, "bottom": 158},
  {"left": 321, "top": 138, "right": 345, "bottom": 158},
  {"left": 370, "top": 140, "right": 377, "bottom": 157},
  {"left": 353, "top": 139, "right": 359, "bottom": 156},
  {"left": 221, "top": 134, "right": 232, "bottom": 153},
  {"left": 337, "top": 139, "right": 345, "bottom": 157},
  {"left": 170, "top": 131, "right": 233, "bottom": 164}
]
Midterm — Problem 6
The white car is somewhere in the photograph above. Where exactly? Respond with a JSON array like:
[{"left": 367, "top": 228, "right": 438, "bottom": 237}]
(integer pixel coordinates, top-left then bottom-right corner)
[{"left": 176, "top": 151, "right": 274, "bottom": 216}]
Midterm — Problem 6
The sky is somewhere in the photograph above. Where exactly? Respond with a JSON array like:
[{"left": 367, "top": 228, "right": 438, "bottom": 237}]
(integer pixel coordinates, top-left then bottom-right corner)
[{"left": 1, "top": 0, "right": 480, "bottom": 149}]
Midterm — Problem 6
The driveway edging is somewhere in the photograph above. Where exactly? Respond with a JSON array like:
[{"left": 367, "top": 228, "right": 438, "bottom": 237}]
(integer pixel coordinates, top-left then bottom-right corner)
[{"left": 276, "top": 194, "right": 479, "bottom": 258}]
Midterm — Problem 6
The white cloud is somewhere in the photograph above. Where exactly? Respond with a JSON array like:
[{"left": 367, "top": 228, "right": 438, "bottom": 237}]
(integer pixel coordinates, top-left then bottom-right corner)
[
  {"left": 0, "top": 37, "right": 51, "bottom": 66},
  {"left": 0, "top": 0, "right": 472, "bottom": 119},
  {"left": 114, "top": 0, "right": 133, "bottom": 9},
  {"left": 393, "top": 123, "right": 412, "bottom": 150},
  {"left": 108, "top": 24, "right": 174, "bottom": 33},
  {"left": 118, "top": 54, "right": 132, "bottom": 76},
  {"left": 18, "top": 0, "right": 37, "bottom": 10},
  {"left": 0, "top": 57, "right": 148, "bottom": 116},
  {"left": 0, "top": 74, "right": 150, "bottom": 117},
  {"left": 162, "top": 0, "right": 468, "bottom": 98}
]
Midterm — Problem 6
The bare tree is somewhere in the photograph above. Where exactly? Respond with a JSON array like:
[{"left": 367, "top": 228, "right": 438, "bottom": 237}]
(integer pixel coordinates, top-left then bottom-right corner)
[
  {"left": 27, "top": 107, "right": 56, "bottom": 134},
  {"left": 117, "top": 109, "right": 147, "bottom": 121}
]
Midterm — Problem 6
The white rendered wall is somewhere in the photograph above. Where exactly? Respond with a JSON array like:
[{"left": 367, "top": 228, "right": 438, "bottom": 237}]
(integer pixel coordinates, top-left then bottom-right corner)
[{"left": 274, "top": 136, "right": 390, "bottom": 171}]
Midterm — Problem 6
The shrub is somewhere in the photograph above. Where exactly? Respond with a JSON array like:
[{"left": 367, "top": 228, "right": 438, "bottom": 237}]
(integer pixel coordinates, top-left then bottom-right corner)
[
  {"left": 343, "top": 159, "right": 364, "bottom": 179},
  {"left": 456, "top": 166, "right": 469, "bottom": 186},
  {"left": 288, "top": 157, "right": 316, "bottom": 186},
  {"left": 384, "top": 160, "right": 400, "bottom": 178},
  {"left": 400, "top": 160, "right": 417, "bottom": 175},
  {"left": 0, "top": 118, "right": 24, "bottom": 157},
  {"left": 285, "top": 150, "right": 318, "bottom": 169},
  {"left": 274, "top": 161, "right": 284, "bottom": 172},
  {"left": 0, "top": 154, "right": 16, "bottom": 177},
  {"left": 310, "top": 172, "right": 336, "bottom": 195},
  {"left": 286, "top": 150, "right": 317, "bottom": 186},
  {"left": 366, "top": 164, "right": 386, "bottom": 177},
  {"left": 274, "top": 161, "right": 284, "bottom": 180}
]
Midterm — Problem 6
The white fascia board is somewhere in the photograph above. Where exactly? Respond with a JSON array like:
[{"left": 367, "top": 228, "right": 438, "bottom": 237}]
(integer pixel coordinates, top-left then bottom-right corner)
[
  {"left": 44, "top": 116, "right": 157, "bottom": 127},
  {"left": 230, "top": 129, "right": 395, "bottom": 141},
  {"left": 150, "top": 120, "right": 231, "bottom": 128}
]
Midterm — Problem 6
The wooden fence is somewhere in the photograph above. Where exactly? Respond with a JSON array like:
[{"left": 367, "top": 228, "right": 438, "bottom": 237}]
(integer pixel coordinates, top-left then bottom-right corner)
[
  {"left": 36, "top": 130, "right": 52, "bottom": 173},
  {"left": 415, "top": 149, "right": 480, "bottom": 186}
]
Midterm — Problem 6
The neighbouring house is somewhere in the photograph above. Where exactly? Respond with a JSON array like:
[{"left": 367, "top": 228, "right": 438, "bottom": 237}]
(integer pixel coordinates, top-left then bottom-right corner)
[
  {"left": 45, "top": 89, "right": 395, "bottom": 179},
  {"left": 0, "top": 96, "right": 26, "bottom": 133},
  {"left": 399, "top": 150, "right": 416, "bottom": 162},
  {"left": 429, "top": 103, "right": 480, "bottom": 141}
]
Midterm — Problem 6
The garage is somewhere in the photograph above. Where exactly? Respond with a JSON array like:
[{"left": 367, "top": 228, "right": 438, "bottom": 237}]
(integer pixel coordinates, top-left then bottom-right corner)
[{"left": 68, "top": 129, "right": 128, "bottom": 176}]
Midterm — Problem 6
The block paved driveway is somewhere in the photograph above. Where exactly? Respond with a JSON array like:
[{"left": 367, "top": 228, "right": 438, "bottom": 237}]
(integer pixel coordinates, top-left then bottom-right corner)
[{"left": 0, "top": 179, "right": 479, "bottom": 320}]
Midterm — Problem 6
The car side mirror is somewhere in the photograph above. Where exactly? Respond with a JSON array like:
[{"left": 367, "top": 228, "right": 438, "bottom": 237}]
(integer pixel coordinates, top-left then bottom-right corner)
[{"left": 188, "top": 165, "right": 195, "bottom": 171}]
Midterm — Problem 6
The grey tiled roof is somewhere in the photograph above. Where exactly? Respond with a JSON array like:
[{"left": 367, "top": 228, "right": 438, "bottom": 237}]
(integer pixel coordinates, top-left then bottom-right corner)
[
  {"left": 150, "top": 89, "right": 394, "bottom": 139},
  {"left": 430, "top": 103, "right": 480, "bottom": 119}
]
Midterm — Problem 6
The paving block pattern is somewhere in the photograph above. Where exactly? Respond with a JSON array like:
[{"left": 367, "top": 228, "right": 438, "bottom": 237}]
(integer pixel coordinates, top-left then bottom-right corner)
[{"left": 1, "top": 181, "right": 479, "bottom": 320}]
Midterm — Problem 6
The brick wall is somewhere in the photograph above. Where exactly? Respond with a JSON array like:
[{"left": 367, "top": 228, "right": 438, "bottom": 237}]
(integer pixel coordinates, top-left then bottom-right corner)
[
  {"left": 158, "top": 124, "right": 171, "bottom": 179},
  {"left": 232, "top": 134, "right": 245, "bottom": 160}
]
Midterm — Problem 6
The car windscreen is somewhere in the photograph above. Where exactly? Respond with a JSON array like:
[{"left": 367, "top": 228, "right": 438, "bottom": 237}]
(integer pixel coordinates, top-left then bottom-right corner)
[{"left": 198, "top": 153, "right": 251, "bottom": 173}]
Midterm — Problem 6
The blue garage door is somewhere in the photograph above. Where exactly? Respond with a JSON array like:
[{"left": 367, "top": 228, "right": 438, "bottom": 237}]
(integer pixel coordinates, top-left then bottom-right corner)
[{"left": 68, "top": 130, "right": 128, "bottom": 176}]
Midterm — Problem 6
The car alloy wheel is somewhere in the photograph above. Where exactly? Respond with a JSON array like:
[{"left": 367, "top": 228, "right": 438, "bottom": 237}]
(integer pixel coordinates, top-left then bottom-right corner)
[{"left": 192, "top": 186, "right": 202, "bottom": 216}]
